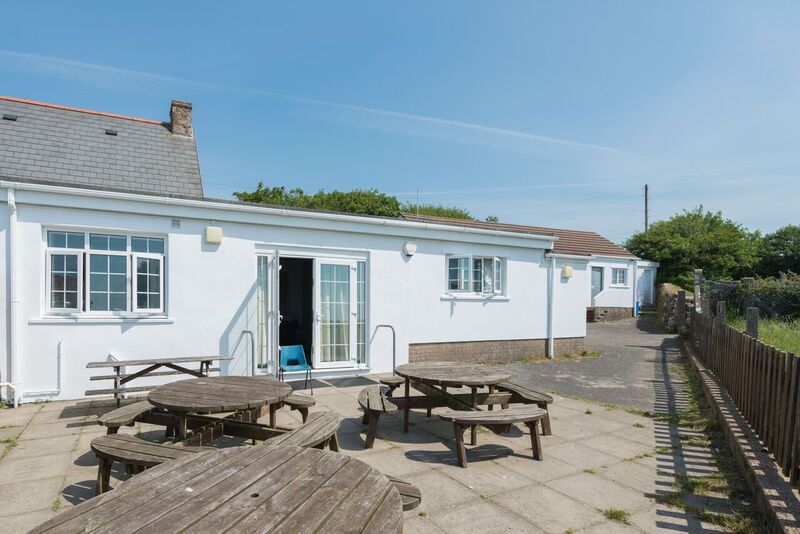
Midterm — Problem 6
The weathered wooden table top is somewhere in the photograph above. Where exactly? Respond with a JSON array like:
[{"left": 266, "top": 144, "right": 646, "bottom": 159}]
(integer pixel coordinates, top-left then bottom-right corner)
[
  {"left": 148, "top": 376, "right": 292, "bottom": 414},
  {"left": 396, "top": 361, "right": 511, "bottom": 387},
  {"left": 86, "top": 355, "right": 233, "bottom": 369},
  {"left": 31, "top": 445, "right": 402, "bottom": 534}
]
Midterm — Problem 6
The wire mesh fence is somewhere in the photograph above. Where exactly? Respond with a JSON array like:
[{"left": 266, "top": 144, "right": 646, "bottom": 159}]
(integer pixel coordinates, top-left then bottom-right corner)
[{"left": 699, "top": 275, "right": 800, "bottom": 321}]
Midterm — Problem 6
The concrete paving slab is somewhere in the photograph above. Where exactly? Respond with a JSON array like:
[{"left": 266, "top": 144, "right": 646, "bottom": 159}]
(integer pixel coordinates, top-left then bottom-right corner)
[
  {"left": 492, "top": 483, "right": 606, "bottom": 534},
  {"left": 401, "top": 515, "right": 447, "bottom": 534},
  {"left": 440, "top": 459, "right": 535, "bottom": 497},
  {"left": 428, "top": 499, "right": 543, "bottom": 533},
  {"left": 0, "top": 476, "right": 63, "bottom": 516},
  {"left": 579, "top": 433, "right": 656, "bottom": 460},
  {"left": 547, "top": 472, "right": 654, "bottom": 513},
  {"left": 545, "top": 441, "right": 620, "bottom": 469},
  {"left": 0, "top": 452, "right": 73, "bottom": 482},
  {"left": 1, "top": 510, "right": 55, "bottom": 533},
  {"left": 401, "top": 470, "right": 481, "bottom": 514},
  {"left": 499, "top": 453, "right": 583, "bottom": 483},
  {"left": 5, "top": 433, "right": 80, "bottom": 460}
]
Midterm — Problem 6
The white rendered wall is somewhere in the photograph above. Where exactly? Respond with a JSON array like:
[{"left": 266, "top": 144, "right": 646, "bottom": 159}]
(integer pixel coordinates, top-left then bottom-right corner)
[
  {"left": 6, "top": 193, "right": 571, "bottom": 401},
  {"left": 552, "top": 259, "right": 589, "bottom": 339},
  {"left": 588, "top": 259, "right": 636, "bottom": 309}
]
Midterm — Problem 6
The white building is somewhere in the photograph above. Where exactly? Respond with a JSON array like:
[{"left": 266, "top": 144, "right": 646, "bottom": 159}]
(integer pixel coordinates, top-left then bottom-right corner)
[
  {"left": 0, "top": 97, "right": 653, "bottom": 404},
  {"left": 407, "top": 216, "right": 658, "bottom": 322}
]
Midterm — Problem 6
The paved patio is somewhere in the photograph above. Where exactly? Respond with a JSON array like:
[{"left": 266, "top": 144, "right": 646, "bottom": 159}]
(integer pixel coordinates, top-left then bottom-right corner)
[
  {"left": 0, "top": 319, "right": 751, "bottom": 533},
  {"left": 0, "top": 391, "right": 728, "bottom": 532}
]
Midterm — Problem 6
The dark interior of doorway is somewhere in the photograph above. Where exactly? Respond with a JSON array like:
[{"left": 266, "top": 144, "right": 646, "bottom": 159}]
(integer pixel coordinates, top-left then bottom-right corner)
[{"left": 279, "top": 257, "right": 313, "bottom": 365}]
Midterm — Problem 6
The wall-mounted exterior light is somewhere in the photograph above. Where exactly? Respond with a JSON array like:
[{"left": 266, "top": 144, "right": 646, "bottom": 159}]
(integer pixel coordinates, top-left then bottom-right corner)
[
  {"left": 403, "top": 241, "right": 418, "bottom": 256},
  {"left": 205, "top": 226, "right": 223, "bottom": 245}
]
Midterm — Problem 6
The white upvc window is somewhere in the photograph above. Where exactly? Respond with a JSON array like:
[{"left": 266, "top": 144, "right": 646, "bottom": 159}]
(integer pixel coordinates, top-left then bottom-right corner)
[
  {"left": 611, "top": 267, "right": 628, "bottom": 286},
  {"left": 447, "top": 255, "right": 505, "bottom": 295},
  {"left": 133, "top": 254, "right": 164, "bottom": 312},
  {"left": 44, "top": 229, "right": 166, "bottom": 315}
]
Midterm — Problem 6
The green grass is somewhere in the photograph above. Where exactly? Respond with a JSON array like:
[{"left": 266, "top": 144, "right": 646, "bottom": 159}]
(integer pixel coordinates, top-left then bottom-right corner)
[
  {"left": 601, "top": 508, "right": 631, "bottom": 524},
  {"left": 727, "top": 316, "right": 800, "bottom": 355}
]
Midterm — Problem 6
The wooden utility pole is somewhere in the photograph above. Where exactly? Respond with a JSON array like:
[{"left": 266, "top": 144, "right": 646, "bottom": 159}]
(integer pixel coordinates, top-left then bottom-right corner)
[{"left": 644, "top": 184, "right": 649, "bottom": 232}]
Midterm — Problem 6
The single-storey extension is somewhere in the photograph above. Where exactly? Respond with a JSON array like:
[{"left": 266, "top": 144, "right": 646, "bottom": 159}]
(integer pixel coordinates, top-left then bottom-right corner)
[
  {"left": 0, "top": 96, "right": 654, "bottom": 404},
  {"left": 399, "top": 215, "right": 658, "bottom": 322}
]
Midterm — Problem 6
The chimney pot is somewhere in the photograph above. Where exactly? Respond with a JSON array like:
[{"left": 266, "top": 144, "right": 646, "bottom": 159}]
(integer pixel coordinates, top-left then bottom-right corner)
[{"left": 170, "top": 100, "right": 193, "bottom": 137}]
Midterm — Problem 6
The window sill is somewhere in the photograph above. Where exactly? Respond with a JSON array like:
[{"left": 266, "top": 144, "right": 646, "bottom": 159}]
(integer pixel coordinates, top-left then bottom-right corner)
[
  {"left": 29, "top": 315, "right": 174, "bottom": 325},
  {"left": 609, "top": 285, "right": 630, "bottom": 289},
  {"left": 440, "top": 293, "right": 510, "bottom": 302}
]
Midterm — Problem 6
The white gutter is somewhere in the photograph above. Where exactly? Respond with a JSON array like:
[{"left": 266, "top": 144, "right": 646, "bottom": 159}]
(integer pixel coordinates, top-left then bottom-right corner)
[
  {"left": 547, "top": 252, "right": 591, "bottom": 261},
  {"left": 0, "top": 181, "right": 557, "bottom": 246},
  {"left": 546, "top": 254, "right": 556, "bottom": 359},
  {"left": 5, "top": 186, "right": 19, "bottom": 406}
]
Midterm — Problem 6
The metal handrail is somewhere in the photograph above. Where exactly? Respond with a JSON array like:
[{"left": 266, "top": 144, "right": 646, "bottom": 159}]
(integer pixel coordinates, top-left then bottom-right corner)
[{"left": 374, "top": 324, "right": 397, "bottom": 374}]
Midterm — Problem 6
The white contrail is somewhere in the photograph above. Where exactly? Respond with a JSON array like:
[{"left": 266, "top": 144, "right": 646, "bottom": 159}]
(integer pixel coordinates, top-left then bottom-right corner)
[{"left": 0, "top": 50, "right": 637, "bottom": 157}]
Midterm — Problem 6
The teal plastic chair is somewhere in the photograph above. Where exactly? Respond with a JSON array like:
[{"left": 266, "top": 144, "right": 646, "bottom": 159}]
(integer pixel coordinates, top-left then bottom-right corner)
[{"left": 278, "top": 345, "right": 313, "bottom": 394}]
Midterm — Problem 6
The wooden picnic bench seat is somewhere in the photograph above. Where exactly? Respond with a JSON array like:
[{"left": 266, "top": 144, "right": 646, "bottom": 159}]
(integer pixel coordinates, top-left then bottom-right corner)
[
  {"left": 90, "top": 434, "right": 210, "bottom": 494},
  {"left": 495, "top": 381, "right": 553, "bottom": 435},
  {"left": 97, "top": 400, "right": 156, "bottom": 434},
  {"left": 270, "top": 392, "right": 316, "bottom": 424},
  {"left": 387, "top": 476, "right": 422, "bottom": 511},
  {"left": 439, "top": 406, "right": 547, "bottom": 468},
  {"left": 358, "top": 385, "right": 398, "bottom": 448},
  {"left": 268, "top": 411, "right": 341, "bottom": 451},
  {"left": 378, "top": 375, "right": 405, "bottom": 397}
]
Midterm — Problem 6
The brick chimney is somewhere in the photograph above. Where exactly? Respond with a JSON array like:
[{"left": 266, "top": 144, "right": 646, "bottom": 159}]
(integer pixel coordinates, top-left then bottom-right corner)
[{"left": 169, "top": 100, "right": 193, "bottom": 137}]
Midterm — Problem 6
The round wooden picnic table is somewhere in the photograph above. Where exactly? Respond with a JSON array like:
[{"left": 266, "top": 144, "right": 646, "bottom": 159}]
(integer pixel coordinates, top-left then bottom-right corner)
[
  {"left": 148, "top": 376, "right": 292, "bottom": 439},
  {"left": 395, "top": 361, "right": 510, "bottom": 388},
  {"left": 395, "top": 362, "right": 511, "bottom": 441},
  {"left": 30, "top": 444, "right": 403, "bottom": 534}
]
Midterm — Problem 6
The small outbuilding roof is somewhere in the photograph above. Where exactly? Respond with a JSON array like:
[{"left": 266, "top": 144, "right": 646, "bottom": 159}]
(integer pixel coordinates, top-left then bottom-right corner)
[
  {"left": 0, "top": 96, "right": 203, "bottom": 198},
  {"left": 400, "top": 213, "right": 638, "bottom": 259}
]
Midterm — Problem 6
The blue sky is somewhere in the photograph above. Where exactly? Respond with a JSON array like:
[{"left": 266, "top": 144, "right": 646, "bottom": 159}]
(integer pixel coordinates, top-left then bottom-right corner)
[{"left": 2, "top": 1, "right": 799, "bottom": 242}]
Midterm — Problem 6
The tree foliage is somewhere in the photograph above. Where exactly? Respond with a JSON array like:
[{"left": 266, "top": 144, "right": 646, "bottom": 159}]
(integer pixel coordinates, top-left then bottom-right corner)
[
  {"left": 757, "top": 225, "right": 800, "bottom": 277},
  {"left": 234, "top": 183, "right": 401, "bottom": 217},
  {"left": 400, "top": 203, "right": 474, "bottom": 220},
  {"left": 625, "top": 206, "right": 760, "bottom": 286}
]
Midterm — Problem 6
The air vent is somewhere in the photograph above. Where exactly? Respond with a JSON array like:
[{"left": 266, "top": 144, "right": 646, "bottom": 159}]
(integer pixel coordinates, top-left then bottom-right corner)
[
  {"left": 104, "top": 129, "right": 118, "bottom": 136},
  {"left": 2, "top": 114, "right": 18, "bottom": 121}
]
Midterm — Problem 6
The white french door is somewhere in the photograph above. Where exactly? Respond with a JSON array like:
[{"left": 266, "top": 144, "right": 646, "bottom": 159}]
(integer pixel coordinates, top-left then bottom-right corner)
[
  {"left": 256, "top": 253, "right": 280, "bottom": 376},
  {"left": 314, "top": 259, "right": 357, "bottom": 368}
]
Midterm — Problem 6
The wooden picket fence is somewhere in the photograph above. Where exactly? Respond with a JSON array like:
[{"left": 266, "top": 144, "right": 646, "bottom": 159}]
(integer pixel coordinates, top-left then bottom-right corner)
[{"left": 692, "top": 310, "right": 800, "bottom": 484}]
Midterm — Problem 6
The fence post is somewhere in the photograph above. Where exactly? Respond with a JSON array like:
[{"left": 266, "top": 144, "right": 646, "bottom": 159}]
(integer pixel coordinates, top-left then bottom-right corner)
[
  {"left": 716, "top": 301, "right": 726, "bottom": 323},
  {"left": 746, "top": 307, "right": 759, "bottom": 338},
  {"left": 693, "top": 269, "right": 703, "bottom": 314},
  {"left": 677, "top": 291, "right": 686, "bottom": 331}
]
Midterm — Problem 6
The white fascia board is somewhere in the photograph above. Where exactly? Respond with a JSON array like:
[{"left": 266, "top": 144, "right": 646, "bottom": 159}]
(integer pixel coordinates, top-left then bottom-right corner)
[
  {"left": 545, "top": 252, "right": 591, "bottom": 262},
  {"left": 637, "top": 260, "right": 660, "bottom": 267},
  {"left": 0, "top": 181, "right": 555, "bottom": 250},
  {"left": 590, "top": 254, "right": 639, "bottom": 262}
]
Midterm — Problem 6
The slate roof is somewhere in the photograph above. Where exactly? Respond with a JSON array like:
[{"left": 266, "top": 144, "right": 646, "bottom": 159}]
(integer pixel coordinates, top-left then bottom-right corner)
[
  {"left": 400, "top": 213, "right": 638, "bottom": 259},
  {"left": 0, "top": 96, "right": 203, "bottom": 198}
]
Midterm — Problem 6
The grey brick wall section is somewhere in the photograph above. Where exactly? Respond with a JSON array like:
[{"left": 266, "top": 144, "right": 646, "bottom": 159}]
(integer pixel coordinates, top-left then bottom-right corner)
[
  {"left": 0, "top": 100, "right": 203, "bottom": 198},
  {"left": 409, "top": 337, "right": 586, "bottom": 364}
]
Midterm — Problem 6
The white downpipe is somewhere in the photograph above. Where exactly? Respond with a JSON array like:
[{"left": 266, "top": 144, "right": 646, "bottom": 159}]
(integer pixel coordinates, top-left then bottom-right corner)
[
  {"left": 6, "top": 187, "right": 20, "bottom": 406},
  {"left": 546, "top": 254, "right": 556, "bottom": 359},
  {"left": 632, "top": 259, "right": 639, "bottom": 312}
]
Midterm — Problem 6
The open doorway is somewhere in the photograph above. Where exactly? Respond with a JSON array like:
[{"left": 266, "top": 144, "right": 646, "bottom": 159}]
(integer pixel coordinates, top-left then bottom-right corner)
[{"left": 279, "top": 257, "right": 313, "bottom": 364}]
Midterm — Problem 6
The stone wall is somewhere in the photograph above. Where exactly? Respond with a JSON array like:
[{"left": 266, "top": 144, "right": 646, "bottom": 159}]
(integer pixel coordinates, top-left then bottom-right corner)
[
  {"left": 590, "top": 307, "right": 634, "bottom": 322},
  {"left": 659, "top": 283, "right": 694, "bottom": 334},
  {"left": 408, "top": 337, "right": 585, "bottom": 364}
]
